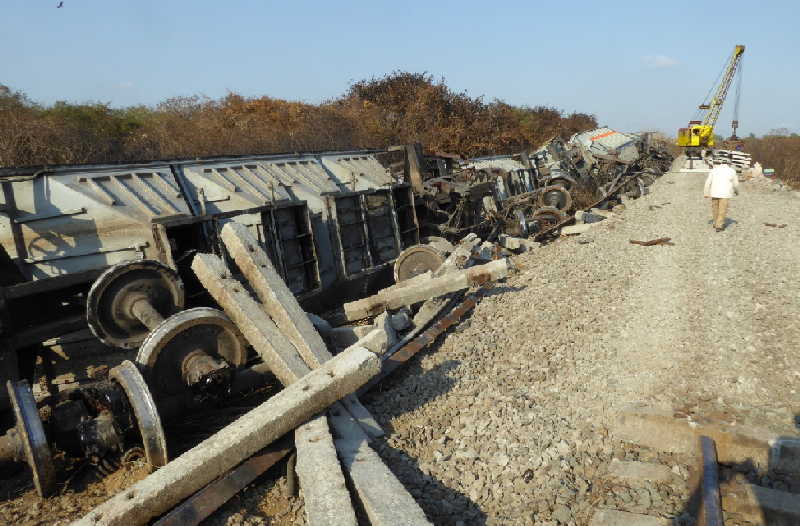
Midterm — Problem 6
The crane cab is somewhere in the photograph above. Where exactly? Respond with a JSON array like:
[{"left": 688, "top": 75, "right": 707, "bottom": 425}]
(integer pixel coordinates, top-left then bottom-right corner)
[{"left": 677, "top": 122, "right": 715, "bottom": 147}]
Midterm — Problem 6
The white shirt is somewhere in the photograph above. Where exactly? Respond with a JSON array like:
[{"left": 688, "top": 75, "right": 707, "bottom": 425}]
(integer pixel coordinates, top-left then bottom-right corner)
[{"left": 704, "top": 164, "right": 739, "bottom": 199}]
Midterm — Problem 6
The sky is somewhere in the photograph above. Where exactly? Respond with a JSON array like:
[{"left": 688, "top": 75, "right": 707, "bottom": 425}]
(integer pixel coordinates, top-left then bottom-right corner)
[{"left": 1, "top": 0, "right": 797, "bottom": 137}]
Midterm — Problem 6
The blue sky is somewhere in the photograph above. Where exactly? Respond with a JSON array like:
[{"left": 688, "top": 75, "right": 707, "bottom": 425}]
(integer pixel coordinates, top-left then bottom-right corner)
[{"left": 2, "top": 1, "right": 796, "bottom": 137}]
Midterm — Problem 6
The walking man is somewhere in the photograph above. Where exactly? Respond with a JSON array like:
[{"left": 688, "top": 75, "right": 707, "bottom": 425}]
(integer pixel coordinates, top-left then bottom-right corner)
[{"left": 703, "top": 155, "right": 739, "bottom": 232}]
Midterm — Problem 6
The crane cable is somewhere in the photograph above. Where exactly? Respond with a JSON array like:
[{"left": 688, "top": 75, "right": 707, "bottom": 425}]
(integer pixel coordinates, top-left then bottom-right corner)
[
  {"left": 732, "top": 58, "right": 743, "bottom": 126},
  {"left": 693, "top": 55, "right": 728, "bottom": 122}
]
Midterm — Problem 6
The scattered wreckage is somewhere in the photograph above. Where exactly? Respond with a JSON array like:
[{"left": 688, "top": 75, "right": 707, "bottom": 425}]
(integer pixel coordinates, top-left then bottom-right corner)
[
  {"left": 0, "top": 131, "right": 671, "bottom": 523},
  {"left": 411, "top": 128, "right": 672, "bottom": 241}
]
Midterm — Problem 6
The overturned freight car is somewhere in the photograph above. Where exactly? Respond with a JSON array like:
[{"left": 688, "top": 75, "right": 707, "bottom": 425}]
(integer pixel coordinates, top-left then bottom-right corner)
[{"left": 0, "top": 150, "right": 420, "bottom": 409}]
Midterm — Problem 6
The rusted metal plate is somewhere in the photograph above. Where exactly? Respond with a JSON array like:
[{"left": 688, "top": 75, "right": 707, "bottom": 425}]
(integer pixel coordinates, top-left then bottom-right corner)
[{"left": 153, "top": 439, "right": 292, "bottom": 526}]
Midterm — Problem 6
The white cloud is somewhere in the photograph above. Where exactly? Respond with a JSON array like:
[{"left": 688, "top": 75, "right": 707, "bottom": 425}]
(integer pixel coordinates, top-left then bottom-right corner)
[
  {"left": 643, "top": 55, "right": 679, "bottom": 69},
  {"left": 118, "top": 81, "right": 134, "bottom": 89}
]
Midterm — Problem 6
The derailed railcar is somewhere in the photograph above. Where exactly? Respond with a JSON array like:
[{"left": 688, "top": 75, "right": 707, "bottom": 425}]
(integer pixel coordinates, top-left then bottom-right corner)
[
  {"left": 567, "top": 128, "right": 673, "bottom": 193},
  {"left": 418, "top": 130, "right": 674, "bottom": 240},
  {"left": 0, "top": 150, "right": 419, "bottom": 409}
]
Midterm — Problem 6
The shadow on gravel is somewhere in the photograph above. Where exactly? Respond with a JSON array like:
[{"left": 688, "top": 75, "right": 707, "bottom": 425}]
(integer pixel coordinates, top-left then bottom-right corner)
[
  {"left": 675, "top": 426, "right": 800, "bottom": 525},
  {"left": 362, "top": 355, "right": 488, "bottom": 523},
  {"left": 706, "top": 218, "right": 738, "bottom": 229},
  {"left": 373, "top": 441, "right": 489, "bottom": 525},
  {"left": 364, "top": 358, "right": 461, "bottom": 432}
]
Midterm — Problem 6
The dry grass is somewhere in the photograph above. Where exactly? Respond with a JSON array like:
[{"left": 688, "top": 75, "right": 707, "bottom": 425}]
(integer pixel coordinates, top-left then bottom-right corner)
[{"left": 0, "top": 73, "right": 597, "bottom": 167}]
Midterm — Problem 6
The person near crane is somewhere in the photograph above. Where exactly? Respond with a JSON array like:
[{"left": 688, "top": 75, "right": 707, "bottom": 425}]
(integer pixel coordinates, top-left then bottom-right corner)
[{"left": 703, "top": 155, "right": 739, "bottom": 232}]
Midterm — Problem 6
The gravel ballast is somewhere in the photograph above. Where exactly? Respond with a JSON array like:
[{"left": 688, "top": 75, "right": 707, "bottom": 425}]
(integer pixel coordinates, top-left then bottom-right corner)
[{"left": 361, "top": 169, "right": 800, "bottom": 525}]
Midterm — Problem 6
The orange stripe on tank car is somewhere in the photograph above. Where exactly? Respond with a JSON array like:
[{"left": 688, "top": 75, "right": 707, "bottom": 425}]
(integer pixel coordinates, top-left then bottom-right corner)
[{"left": 590, "top": 131, "right": 617, "bottom": 141}]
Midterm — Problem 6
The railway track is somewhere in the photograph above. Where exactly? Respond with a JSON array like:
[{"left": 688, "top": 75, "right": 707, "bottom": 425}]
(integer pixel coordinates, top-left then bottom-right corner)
[{"left": 589, "top": 406, "right": 800, "bottom": 526}]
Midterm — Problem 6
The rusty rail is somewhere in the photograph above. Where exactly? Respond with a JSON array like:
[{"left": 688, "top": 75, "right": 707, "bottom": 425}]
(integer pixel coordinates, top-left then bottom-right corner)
[
  {"left": 700, "top": 435, "right": 724, "bottom": 526},
  {"left": 360, "top": 292, "right": 480, "bottom": 394},
  {"left": 152, "top": 439, "right": 292, "bottom": 526}
]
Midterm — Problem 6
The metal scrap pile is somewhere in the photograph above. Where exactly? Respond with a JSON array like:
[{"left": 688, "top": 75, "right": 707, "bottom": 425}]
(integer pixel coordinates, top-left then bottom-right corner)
[{"left": 412, "top": 128, "right": 673, "bottom": 242}]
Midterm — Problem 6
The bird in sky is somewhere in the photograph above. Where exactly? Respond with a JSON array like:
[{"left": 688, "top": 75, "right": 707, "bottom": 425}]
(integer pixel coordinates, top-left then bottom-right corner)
[{"left": 57, "top": 1, "right": 63, "bottom": 7}]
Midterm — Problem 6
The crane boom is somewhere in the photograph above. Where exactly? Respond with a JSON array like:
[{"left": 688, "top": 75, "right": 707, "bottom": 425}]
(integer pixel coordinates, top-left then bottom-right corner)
[
  {"left": 702, "top": 45, "right": 745, "bottom": 128},
  {"left": 677, "top": 45, "right": 745, "bottom": 148}
]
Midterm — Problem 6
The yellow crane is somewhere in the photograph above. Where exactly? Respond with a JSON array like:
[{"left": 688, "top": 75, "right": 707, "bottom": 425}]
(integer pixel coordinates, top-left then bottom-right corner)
[{"left": 677, "top": 45, "right": 745, "bottom": 148}]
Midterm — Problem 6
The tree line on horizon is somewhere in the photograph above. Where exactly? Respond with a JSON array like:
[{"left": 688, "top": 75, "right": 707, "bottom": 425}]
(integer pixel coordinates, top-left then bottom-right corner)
[{"left": 0, "top": 72, "right": 598, "bottom": 168}]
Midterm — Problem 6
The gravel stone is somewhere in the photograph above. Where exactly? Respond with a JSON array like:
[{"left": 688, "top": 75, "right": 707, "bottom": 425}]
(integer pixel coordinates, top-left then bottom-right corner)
[{"left": 360, "top": 169, "right": 800, "bottom": 524}]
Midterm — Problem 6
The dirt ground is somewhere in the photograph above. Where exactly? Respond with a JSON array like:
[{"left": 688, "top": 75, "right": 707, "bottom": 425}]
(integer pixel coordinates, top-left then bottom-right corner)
[{"left": 2, "top": 167, "right": 798, "bottom": 525}]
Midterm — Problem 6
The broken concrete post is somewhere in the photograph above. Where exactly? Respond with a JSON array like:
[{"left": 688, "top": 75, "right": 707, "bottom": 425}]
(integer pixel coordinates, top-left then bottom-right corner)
[
  {"left": 362, "top": 293, "right": 480, "bottom": 393},
  {"left": 73, "top": 346, "right": 380, "bottom": 526},
  {"left": 613, "top": 406, "right": 800, "bottom": 472},
  {"left": 372, "top": 312, "right": 398, "bottom": 347},
  {"left": 327, "top": 405, "right": 432, "bottom": 526},
  {"left": 472, "top": 241, "right": 497, "bottom": 262},
  {"left": 337, "top": 395, "right": 384, "bottom": 439},
  {"left": 307, "top": 312, "right": 332, "bottom": 337},
  {"left": 193, "top": 248, "right": 382, "bottom": 435},
  {"left": 198, "top": 234, "right": 392, "bottom": 521},
  {"left": 188, "top": 261, "right": 414, "bottom": 523},
  {"left": 153, "top": 442, "right": 292, "bottom": 526},
  {"left": 722, "top": 482, "right": 800, "bottom": 525},
  {"left": 394, "top": 270, "right": 433, "bottom": 289},
  {"left": 294, "top": 415, "right": 358, "bottom": 526},
  {"left": 192, "top": 252, "right": 362, "bottom": 524},
  {"left": 353, "top": 325, "right": 374, "bottom": 339},
  {"left": 192, "top": 252, "right": 308, "bottom": 384},
  {"left": 356, "top": 327, "right": 392, "bottom": 356},
  {"left": 221, "top": 222, "right": 331, "bottom": 370},
  {"left": 220, "top": 221, "right": 383, "bottom": 437},
  {"left": 343, "top": 258, "right": 511, "bottom": 321},
  {"left": 435, "top": 234, "right": 481, "bottom": 276},
  {"left": 194, "top": 248, "right": 386, "bottom": 522},
  {"left": 498, "top": 234, "right": 538, "bottom": 252},
  {"left": 378, "top": 235, "right": 486, "bottom": 364}
]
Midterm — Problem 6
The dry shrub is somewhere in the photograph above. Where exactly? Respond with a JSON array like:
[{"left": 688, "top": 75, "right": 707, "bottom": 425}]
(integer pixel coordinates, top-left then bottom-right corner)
[
  {"left": 743, "top": 135, "right": 800, "bottom": 188},
  {"left": 0, "top": 73, "right": 598, "bottom": 167}
]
